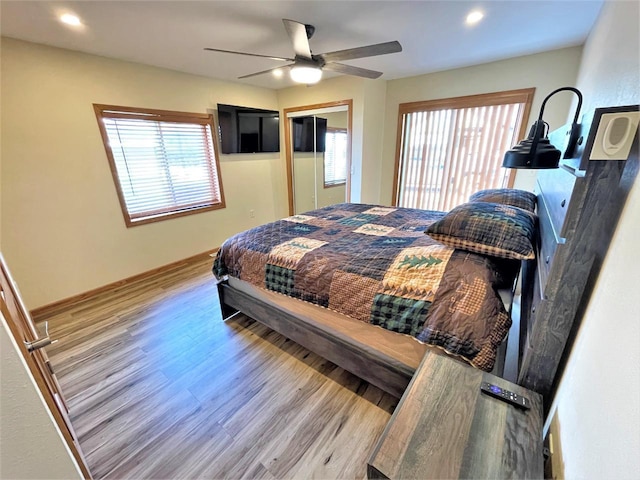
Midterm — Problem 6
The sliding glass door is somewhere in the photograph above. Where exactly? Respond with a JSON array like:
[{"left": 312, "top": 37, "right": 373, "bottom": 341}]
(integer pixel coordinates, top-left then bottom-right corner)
[{"left": 394, "top": 89, "right": 534, "bottom": 211}]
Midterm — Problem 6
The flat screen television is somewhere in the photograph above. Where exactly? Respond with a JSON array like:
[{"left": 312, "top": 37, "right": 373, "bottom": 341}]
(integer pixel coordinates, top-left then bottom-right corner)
[
  {"left": 217, "top": 104, "right": 280, "bottom": 154},
  {"left": 292, "top": 117, "right": 327, "bottom": 152}
]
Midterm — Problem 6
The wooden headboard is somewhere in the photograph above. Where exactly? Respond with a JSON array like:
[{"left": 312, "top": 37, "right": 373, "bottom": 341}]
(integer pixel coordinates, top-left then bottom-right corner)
[{"left": 517, "top": 108, "right": 639, "bottom": 406}]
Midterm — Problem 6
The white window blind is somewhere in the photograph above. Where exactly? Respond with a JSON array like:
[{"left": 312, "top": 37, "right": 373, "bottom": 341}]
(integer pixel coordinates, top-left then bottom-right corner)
[
  {"left": 95, "top": 105, "right": 225, "bottom": 226},
  {"left": 395, "top": 90, "right": 532, "bottom": 211},
  {"left": 324, "top": 128, "right": 348, "bottom": 187}
]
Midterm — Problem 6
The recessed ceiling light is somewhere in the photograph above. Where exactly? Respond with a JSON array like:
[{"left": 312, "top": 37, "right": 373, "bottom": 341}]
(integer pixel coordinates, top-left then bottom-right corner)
[
  {"left": 60, "top": 13, "right": 82, "bottom": 27},
  {"left": 272, "top": 68, "right": 284, "bottom": 78},
  {"left": 466, "top": 10, "right": 484, "bottom": 25}
]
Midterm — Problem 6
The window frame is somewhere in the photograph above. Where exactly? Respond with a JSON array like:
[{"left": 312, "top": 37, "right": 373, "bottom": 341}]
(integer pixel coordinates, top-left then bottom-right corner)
[
  {"left": 391, "top": 88, "right": 535, "bottom": 207},
  {"left": 93, "top": 104, "right": 226, "bottom": 227},
  {"left": 323, "top": 127, "right": 348, "bottom": 188}
]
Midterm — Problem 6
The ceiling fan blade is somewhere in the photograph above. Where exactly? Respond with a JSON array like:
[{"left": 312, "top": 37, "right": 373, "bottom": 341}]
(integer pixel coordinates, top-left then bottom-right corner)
[
  {"left": 204, "top": 47, "right": 293, "bottom": 62},
  {"left": 238, "top": 64, "right": 293, "bottom": 79},
  {"left": 323, "top": 62, "right": 383, "bottom": 79},
  {"left": 282, "top": 19, "right": 312, "bottom": 59},
  {"left": 319, "top": 41, "right": 402, "bottom": 63}
]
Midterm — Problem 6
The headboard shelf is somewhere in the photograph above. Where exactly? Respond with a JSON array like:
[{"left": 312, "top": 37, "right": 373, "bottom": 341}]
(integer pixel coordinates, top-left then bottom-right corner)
[
  {"left": 560, "top": 161, "right": 587, "bottom": 178},
  {"left": 537, "top": 189, "right": 566, "bottom": 246}
]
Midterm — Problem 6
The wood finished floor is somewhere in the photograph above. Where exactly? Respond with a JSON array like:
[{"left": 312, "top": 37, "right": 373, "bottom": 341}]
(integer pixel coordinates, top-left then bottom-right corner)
[{"left": 43, "top": 256, "right": 397, "bottom": 479}]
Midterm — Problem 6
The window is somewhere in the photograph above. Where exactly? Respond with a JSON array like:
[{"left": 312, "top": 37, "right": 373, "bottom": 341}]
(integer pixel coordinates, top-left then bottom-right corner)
[
  {"left": 393, "top": 89, "right": 534, "bottom": 211},
  {"left": 94, "top": 104, "right": 225, "bottom": 227},
  {"left": 324, "top": 128, "right": 348, "bottom": 187}
]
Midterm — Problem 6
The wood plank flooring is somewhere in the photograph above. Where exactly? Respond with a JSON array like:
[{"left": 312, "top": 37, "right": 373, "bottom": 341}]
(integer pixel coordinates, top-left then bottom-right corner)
[{"left": 43, "top": 256, "right": 397, "bottom": 479}]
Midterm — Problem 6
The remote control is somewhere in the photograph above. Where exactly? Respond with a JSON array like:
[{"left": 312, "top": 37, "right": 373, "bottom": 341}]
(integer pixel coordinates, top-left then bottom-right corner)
[{"left": 480, "top": 382, "right": 530, "bottom": 410}]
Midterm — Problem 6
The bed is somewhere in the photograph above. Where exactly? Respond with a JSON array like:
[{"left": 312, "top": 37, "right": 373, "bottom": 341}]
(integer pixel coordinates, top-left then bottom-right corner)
[
  {"left": 213, "top": 200, "right": 534, "bottom": 398},
  {"left": 214, "top": 110, "right": 638, "bottom": 404}
]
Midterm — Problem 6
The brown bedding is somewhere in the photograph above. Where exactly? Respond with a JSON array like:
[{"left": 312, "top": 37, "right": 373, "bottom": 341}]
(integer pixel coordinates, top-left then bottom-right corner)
[{"left": 213, "top": 203, "right": 517, "bottom": 371}]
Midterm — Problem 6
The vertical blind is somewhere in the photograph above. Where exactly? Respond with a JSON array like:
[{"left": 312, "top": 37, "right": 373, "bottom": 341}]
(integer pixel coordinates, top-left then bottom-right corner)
[
  {"left": 99, "top": 109, "right": 223, "bottom": 223},
  {"left": 396, "top": 100, "right": 527, "bottom": 211},
  {"left": 324, "top": 128, "right": 348, "bottom": 186}
]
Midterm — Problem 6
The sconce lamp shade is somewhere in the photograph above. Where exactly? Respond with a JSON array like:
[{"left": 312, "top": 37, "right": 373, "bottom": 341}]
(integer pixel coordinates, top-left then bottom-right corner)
[
  {"left": 503, "top": 120, "right": 562, "bottom": 169},
  {"left": 503, "top": 87, "right": 583, "bottom": 169}
]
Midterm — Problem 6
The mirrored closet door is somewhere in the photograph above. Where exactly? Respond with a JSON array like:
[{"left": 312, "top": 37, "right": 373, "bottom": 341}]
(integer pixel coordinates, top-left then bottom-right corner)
[{"left": 284, "top": 101, "right": 352, "bottom": 215}]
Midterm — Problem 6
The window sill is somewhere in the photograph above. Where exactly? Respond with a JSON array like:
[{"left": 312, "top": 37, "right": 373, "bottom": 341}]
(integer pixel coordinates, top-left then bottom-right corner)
[{"left": 125, "top": 202, "right": 226, "bottom": 227}]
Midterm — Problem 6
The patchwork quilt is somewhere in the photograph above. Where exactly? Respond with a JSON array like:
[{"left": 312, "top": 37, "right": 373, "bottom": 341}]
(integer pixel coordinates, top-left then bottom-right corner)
[{"left": 213, "top": 203, "right": 515, "bottom": 371}]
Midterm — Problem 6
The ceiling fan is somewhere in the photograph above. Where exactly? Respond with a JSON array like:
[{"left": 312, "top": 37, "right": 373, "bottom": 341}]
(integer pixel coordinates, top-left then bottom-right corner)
[{"left": 204, "top": 19, "right": 402, "bottom": 84}]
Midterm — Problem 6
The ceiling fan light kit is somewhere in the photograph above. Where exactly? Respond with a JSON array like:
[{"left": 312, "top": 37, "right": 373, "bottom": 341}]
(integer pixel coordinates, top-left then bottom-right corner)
[
  {"left": 290, "top": 65, "right": 322, "bottom": 84},
  {"left": 204, "top": 18, "right": 402, "bottom": 84}
]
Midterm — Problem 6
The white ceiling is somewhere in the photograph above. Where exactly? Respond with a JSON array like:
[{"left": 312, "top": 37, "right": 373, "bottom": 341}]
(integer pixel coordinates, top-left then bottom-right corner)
[{"left": 0, "top": 1, "right": 603, "bottom": 90}]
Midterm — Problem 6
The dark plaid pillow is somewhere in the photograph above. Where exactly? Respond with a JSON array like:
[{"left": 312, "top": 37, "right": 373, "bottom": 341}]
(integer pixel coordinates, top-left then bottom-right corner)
[
  {"left": 425, "top": 202, "right": 536, "bottom": 260},
  {"left": 469, "top": 188, "right": 537, "bottom": 213}
]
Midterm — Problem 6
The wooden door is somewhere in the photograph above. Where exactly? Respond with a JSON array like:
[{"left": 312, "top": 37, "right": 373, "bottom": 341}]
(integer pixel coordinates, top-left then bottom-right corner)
[{"left": 0, "top": 253, "right": 91, "bottom": 479}]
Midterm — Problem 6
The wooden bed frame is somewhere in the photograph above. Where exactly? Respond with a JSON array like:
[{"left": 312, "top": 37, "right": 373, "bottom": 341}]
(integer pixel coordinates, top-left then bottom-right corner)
[
  {"left": 216, "top": 226, "right": 521, "bottom": 399},
  {"left": 217, "top": 109, "right": 638, "bottom": 406},
  {"left": 218, "top": 278, "right": 426, "bottom": 398}
]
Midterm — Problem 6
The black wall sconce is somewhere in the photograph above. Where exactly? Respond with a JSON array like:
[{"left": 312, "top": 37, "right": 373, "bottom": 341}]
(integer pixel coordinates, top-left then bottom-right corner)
[{"left": 503, "top": 87, "right": 583, "bottom": 169}]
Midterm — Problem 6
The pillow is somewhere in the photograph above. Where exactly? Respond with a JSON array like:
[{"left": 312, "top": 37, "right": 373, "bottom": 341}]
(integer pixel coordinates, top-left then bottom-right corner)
[
  {"left": 426, "top": 202, "right": 537, "bottom": 260},
  {"left": 469, "top": 188, "right": 537, "bottom": 213}
]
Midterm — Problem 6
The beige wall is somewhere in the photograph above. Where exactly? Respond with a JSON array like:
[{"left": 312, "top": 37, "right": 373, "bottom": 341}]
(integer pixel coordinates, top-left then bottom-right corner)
[
  {"left": 1, "top": 313, "right": 82, "bottom": 479},
  {"left": 0, "top": 38, "right": 283, "bottom": 308},
  {"left": 380, "top": 46, "right": 583, "bottom": 205},
  {"left": 545, "top": 1, "right": 640, "bottom": 478},
  {"left": 361, "top": 79, "right": 388, "bottom": 204}
]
